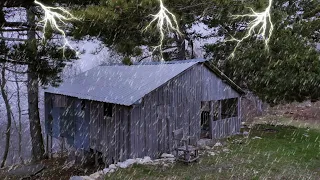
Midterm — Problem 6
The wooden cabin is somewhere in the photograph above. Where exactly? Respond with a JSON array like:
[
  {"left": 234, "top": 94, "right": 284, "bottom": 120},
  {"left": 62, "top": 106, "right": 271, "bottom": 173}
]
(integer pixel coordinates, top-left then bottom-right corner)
[{"left": 44, "top": 59, "right": 245, "bottom": 164}]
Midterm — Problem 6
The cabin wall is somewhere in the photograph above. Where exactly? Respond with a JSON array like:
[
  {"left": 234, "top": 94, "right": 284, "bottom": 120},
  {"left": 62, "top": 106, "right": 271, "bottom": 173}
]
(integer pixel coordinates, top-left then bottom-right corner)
[
  {"left": 89, "top": 101, "right": 130, "bottom": 163},
  {"left": 199, "top": 64, "right": 239, "bottom": 100},
  {"left": 130, "top": 64, "right": 203, "bottom": 158},
  {"left": 45, "top": 93, "right": 130, "bottom": 163},
  {"left": 129, "top": 64, "right": 242, "bottom": 159},
  {"left": 45, "top": 93, "right": 74, "bottom": 140}
]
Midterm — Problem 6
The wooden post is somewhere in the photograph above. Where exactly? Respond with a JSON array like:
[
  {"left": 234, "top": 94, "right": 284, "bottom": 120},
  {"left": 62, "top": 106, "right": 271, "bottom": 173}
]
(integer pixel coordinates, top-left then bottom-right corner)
[
  {"left": 238, "top": 97, "right": 242, "bottom": 133},
  {"left": 61, "top": 137, "right": 64, "bottom": 157},
  {"left": 94, "top": 149, "right": 98, "bottom": 167},
  {"left": 103, "top": 152, "right": 107, "bottom": 168},
  {"left": 50, "top": 135, "right": 53, "bottom": 158},
  {"left": 218, "top": 100, "right": 222, "bottom": 138},
  {"left": 46, "top": 134, "right": 49, "bottom": 157},
  {"left": 209, "top": 101, "right": 213, "bottom": 139}
]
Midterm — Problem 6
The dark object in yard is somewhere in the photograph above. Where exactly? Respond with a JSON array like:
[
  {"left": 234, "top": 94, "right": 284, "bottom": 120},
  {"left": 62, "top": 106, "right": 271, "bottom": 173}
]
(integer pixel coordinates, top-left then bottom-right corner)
[
  {"left": 173, "top": 128, "right": 199, "bottom": 163},
  {"left": 263, "top": 128, "right": 278, "bottom": 133},
  {"left": 7, "top": 164, "right": 45, "bottom": 178}
]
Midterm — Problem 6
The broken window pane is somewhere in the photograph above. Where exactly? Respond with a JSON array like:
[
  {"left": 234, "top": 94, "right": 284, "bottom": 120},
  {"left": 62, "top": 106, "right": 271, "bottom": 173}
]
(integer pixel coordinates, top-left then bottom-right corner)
[{"left": 221, "top": 98, "right": 238, "bottom": 119}]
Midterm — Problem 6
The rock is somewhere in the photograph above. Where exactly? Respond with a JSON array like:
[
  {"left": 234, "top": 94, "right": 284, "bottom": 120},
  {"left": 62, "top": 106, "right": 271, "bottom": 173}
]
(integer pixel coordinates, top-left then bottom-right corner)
[
  {"left": 89, "top": 172, "right": 101, "bottom": 179},
  {"left": 70, "top": 176, "right": 85, "bottom": 180},
  {"left": 125, "top": 159, "right": 137, "bottom": 165},
  {"left": 103, "top": 168, "right": 110, "bottom": 174},
  {"left": 143, "top": 156, "right": 152, "bottom": 162},
  {"left": 81, "top": 176, "right": 95, "bottom": 180},
  {"left": 117, "top": 161, "right": 130, "bottom": 168},
  {"left": 214, "top": 142, "right": 222, "bottom": 147},
  {"left": 109, "top": 169, "right": 115, "bottom": 173},
  {"left": 137, "top": 156, "right": 152, "bottom": 164},
  {"left": 243, "top": 131, "right": 249, "bottom": 135},
  {"left": 109, "top": 164, "right": 117, "bottom": 169},
  {"left": 165, "top": 157, "right": 175, "bottom": 162},
  {"left": 161, "top": 153, "right": 174, "bottom": 158},
  {"left": 252, "top": 136, "right": 262, "bottom": 139},
  {"left": 208, "top": 152, "right": 216, "bottom": 156},
  {"left": 205, "top": 146, "right": 211, "bottom": 150}
]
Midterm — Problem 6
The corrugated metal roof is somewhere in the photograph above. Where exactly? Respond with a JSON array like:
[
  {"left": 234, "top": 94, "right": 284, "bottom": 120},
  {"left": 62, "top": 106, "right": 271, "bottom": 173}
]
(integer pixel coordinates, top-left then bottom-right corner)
[{"left": 45, "top": 60, "right": 200, "bottom": 106}]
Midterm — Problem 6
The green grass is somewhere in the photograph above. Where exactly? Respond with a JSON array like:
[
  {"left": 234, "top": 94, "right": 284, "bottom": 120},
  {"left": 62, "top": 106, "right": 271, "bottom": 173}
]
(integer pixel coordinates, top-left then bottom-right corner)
[{"left": 105, "top": 124, "right": 320, "bottom": 180}]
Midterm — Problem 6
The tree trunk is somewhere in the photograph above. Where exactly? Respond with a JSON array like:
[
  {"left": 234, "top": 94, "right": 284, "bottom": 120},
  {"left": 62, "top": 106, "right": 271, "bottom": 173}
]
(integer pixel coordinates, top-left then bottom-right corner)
[
  {"left": 14, "top": 66, "right": 23, "bottom": 163},
  {"left": 175, "top": 34, "right": 186, "bottom": 60},
  {"left": 0, "top": 64, "right": 12, "bottom": 168},
  {"left": 27, "top": 6, "right": 45, "bottom": 161}
]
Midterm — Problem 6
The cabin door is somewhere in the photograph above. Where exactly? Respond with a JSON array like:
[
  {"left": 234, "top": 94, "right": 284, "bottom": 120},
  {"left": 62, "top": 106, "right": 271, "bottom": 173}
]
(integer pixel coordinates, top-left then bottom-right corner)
[{"left": 74, "top": 99, "right": 90, "bottom": 151}]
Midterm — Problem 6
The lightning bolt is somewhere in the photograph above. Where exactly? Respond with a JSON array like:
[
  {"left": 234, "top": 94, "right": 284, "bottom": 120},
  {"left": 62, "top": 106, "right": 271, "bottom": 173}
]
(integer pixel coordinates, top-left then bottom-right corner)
[
  {"left": 34, "top": 0, "right": 79, "bottom": 55},
  {"left": 144, "top": 0, "right": 182, "bottom": 60},
  {"left": 228, "top": 0, "right": 274, "bottom": 58}
]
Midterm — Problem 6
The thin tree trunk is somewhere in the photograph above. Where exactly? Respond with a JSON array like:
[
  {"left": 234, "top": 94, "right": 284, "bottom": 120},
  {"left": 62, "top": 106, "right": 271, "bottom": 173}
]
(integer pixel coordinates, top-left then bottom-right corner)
[
  {"left": 27, "top": 6, "right": 45, "bottom": 161},
  {"left": 190, "top": 40, "right": 195, "bottom": 59},
  {"left": 0, "top": 64, "right": 12, "bottom": 168},
  {"left": 14, "top": 66, "right": 23, "bottom": 163},
  {"left": 175, "top": 33, "right": 186, "bottom": 60}
]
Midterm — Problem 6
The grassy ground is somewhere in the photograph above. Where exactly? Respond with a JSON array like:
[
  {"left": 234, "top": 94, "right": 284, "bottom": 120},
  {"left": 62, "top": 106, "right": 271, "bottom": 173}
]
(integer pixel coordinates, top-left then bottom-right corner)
[{"left": 106, "top": 124, "right": 320, "bottom": 180}]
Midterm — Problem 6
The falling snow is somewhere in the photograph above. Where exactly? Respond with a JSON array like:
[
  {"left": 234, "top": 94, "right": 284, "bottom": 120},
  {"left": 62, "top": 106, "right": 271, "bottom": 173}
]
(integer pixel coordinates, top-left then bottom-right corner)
[{"left": 0, "top": 0, "right": 320, "bottom": 179}]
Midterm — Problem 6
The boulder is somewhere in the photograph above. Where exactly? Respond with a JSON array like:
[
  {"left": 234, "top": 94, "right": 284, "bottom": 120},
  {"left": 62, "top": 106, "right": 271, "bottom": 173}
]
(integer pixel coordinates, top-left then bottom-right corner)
[
  {"left": 160, "top": 153, "right": 175, "bottom": 159},
  {"left": 214, "top": 142, "right": 222, "bottom": 147}
]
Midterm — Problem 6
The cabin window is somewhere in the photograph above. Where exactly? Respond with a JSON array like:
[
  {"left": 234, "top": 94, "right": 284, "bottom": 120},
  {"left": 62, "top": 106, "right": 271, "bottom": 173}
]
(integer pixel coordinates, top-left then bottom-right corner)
[
  {"left": 104, "top": 103, "right": 113, "bottom": 118},
  {"left": 221, "top": 98, "right": 238, "bottom": 119},
  {"left": 212, "top": 101, "right": 220, "bottom": 121}
]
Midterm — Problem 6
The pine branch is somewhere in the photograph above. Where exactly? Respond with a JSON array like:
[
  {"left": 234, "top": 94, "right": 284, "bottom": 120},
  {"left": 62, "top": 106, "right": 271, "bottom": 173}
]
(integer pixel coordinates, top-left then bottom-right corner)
[
  {"left": 0, "top": 0, "right": 34, "bottom": 8},
  {"left": 0, "top": 58, "right": 29, "bottom": 65}
]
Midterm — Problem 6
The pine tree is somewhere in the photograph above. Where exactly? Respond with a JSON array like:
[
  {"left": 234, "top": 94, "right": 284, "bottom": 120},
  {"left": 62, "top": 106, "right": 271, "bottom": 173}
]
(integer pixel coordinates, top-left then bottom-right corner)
[
  {"left": 203, "top": 0, "right": 320, "bottom": 105},
  {"left": 0, "top": 1, "right": 77, "bottom": 162}
]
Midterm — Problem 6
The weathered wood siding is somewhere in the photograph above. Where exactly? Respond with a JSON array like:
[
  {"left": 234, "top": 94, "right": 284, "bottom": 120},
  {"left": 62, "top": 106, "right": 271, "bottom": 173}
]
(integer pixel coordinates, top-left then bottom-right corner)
[
  {"left": 199, "top": 64, "right": 239, "bottom": 100},
  {"left": 45, "top": 94, "right": 131, "bottom": 163},
  {"left": 89, "top": 101, "right": 130, "bottom": 163},
  {"left": 74, "top": 99, "right": 90, "bottom": 151},
  {"left": 209, "top": 97, "right": 242, "bottom": 139},
  {"left": 130, "top": 64, "right": 203, "bottom": 158},
  {"left": 211, "top": 117, "right": 241, "bottom": 139},
  {"left": 45, "top": 63, "right": 242, "bottom": 163},
  {"left": 129, "top": 64, "right": 241, "bottom": 159}
]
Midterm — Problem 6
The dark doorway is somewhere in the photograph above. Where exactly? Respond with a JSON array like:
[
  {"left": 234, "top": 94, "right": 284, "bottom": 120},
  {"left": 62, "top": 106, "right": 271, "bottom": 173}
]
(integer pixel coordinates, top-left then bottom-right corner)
[{"left": 200, "top": 102, "right": 211, "bottom": 138}]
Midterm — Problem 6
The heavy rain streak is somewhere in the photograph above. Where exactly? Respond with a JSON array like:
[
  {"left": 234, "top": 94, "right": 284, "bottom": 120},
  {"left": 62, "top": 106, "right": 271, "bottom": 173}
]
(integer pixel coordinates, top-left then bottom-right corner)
[{"left": 0, "top": 0, "right": 319, "bottom": 179}]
